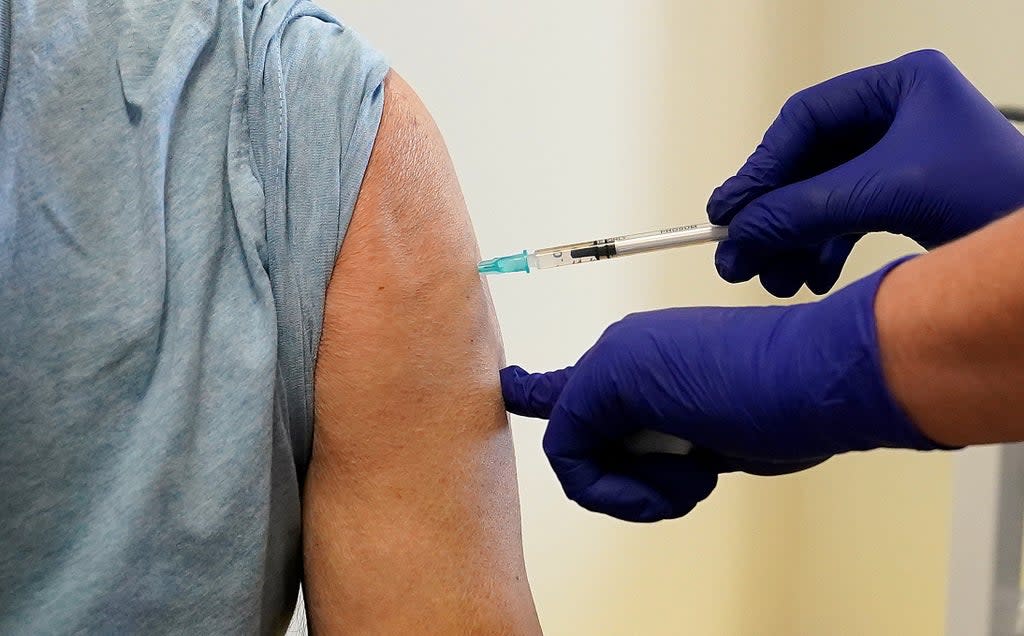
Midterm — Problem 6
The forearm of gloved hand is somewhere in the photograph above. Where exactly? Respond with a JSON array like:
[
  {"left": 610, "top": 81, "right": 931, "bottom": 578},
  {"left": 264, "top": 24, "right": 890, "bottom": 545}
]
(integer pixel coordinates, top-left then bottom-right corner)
[{"left": 878, "top": 207, "right": 1024, "bottom": 447}]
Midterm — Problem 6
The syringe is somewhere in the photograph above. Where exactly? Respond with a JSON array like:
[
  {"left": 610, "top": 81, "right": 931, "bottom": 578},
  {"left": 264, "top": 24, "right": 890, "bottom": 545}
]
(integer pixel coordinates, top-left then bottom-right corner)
[{"left": 478, "top": 223, "right": 728, "bottom": 275}]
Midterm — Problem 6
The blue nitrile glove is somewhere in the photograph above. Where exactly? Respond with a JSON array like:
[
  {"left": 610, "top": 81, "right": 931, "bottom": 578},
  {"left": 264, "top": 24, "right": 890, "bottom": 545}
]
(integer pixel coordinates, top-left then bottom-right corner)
[
  {"left": 502, "top": 259, "right": 943, "bottom": 523},
  {"left": 708, "top": 49, "right": 1024, "bottom": 297}
]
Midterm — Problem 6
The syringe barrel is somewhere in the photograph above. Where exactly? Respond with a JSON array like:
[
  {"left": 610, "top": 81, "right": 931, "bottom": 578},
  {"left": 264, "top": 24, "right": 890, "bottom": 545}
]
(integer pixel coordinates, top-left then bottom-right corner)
[
  {"left": 613, "top": 224, "right": 728, "bottom": 256},
  {"left": 525, "top": 223, "right": 728, "bottom": 270}
]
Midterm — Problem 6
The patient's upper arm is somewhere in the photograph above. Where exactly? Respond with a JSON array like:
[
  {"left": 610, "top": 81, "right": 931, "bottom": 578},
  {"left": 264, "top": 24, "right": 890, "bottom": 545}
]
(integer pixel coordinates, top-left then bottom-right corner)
[{"left": 303, "top": 71, "right": 541, "bottom": 634}]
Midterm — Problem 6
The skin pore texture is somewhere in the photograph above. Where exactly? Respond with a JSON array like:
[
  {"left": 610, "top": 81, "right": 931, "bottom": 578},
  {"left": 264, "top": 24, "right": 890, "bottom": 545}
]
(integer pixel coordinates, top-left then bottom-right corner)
[
  {"left": 877, "top": 207, "right": 1024, "bottom": 448},
  {"left": 302, "top": 72, "right": 541, "bottom": 634}
]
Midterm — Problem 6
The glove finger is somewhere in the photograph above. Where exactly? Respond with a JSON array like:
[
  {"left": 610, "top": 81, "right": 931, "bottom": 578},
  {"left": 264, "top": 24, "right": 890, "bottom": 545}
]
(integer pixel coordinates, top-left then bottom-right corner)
[
  {"left": 716, "top": 227, "right": 860, "bottom": 295},
  {"left": 726, "top": 159, "right": 888, "bottom": 252},
  {"left": 542, "top": 400, "right": 616, "bottom": 490},
  {"left": 613, "top": 453, "right": 719, "bottom": 520},
  {"left": 708, "top": 63, "right": 896, "bottom": 225},
  {"left": 500, "top": 365, "right": 573, "bottom": 419},
  {"left": 542, "top": 373, "right": 643, "bottom": 500},
  {"left": 708, "top": 167, "right": 776, "bottom": 226},
  {"left": 757, "top": 251, "right": 814, "bottom": 298},
  {"left": 806, "top": 235, "right": 861, "bottom": 295},
  {"left": 714, "top": 240, "right": 761, "bottom": 283},
  {"left": 554, "top": 451, "right": 719, "bottom": 523}
]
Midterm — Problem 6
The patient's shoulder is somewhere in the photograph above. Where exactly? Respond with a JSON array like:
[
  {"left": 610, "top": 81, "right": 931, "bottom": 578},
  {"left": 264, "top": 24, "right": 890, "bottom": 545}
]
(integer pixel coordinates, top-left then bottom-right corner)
[
  {"left": 303, "top": 70, "right": 539, "bottom": 632},
  {"left": 315, "top": 70, "right": 498, "bottom": 428}
]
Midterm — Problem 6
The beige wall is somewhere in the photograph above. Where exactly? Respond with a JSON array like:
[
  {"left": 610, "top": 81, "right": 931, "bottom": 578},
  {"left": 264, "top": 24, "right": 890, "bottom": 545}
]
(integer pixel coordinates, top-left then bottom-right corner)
[{"left": 322, "top": 2, "right": 1024, "bottom": 634}]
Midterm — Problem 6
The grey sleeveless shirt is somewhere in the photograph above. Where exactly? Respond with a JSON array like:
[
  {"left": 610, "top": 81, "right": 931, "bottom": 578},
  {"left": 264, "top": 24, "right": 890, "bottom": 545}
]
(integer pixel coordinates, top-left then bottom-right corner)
[{"left": 0, "top": 1, "right": 386, "bottom": 632}]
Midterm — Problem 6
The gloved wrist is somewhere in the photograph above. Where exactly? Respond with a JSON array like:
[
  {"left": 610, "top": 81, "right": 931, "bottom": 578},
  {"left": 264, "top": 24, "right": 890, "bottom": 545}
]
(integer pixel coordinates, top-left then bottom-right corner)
[{"left": 794, "top": 255, "right": 944, "bottom": 453}]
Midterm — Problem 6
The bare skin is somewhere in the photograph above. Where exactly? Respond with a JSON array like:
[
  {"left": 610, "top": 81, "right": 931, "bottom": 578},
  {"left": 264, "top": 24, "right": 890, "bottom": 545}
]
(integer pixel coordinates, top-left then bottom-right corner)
[
  {"left": 877, "top": 207, "right": 1024, "bottom": 447},
  {"left": 302, "top": 71, "right": 541, "bottom": 634}
]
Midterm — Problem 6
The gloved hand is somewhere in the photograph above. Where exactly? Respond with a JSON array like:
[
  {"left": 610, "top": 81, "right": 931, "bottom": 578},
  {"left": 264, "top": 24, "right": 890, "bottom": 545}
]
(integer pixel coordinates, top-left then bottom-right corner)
[
  {"left": 502, "top": 259, "right": 942, "bottom": 522},
  {"left": 708, "top": 49, "right": 1024, "bottom": 297}
]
